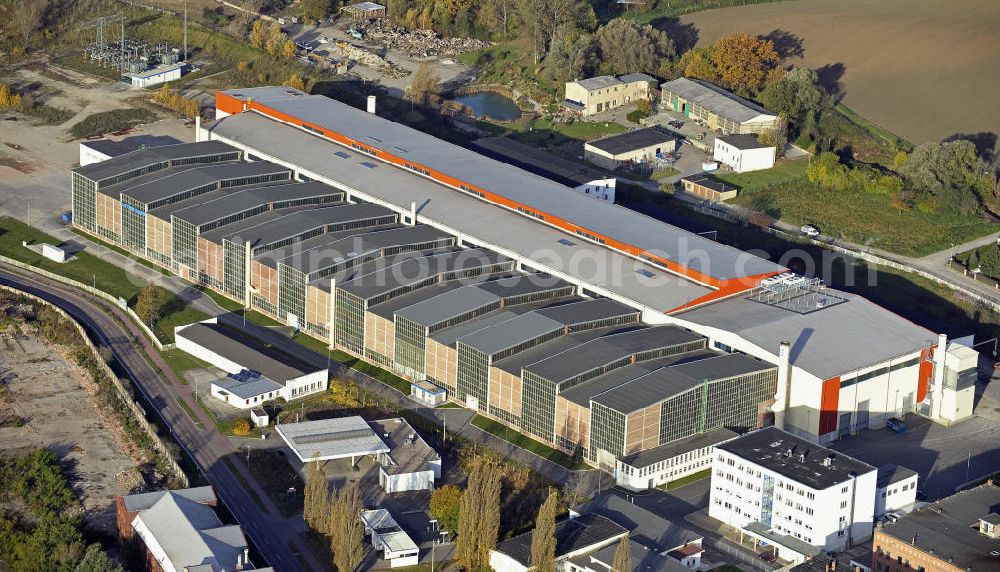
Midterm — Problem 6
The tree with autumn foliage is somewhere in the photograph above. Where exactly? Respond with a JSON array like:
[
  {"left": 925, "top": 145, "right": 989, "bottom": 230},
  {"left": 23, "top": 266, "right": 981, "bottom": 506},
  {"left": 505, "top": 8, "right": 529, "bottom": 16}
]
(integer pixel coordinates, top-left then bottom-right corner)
[{"left": 710, "top": 32, "right": 780, "bottom": 95}]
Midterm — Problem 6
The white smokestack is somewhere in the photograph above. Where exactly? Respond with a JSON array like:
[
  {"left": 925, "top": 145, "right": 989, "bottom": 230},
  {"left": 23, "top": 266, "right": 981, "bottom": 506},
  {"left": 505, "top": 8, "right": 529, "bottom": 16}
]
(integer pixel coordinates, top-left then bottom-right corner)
[
  {"left": 931, "top": 333, "right": 947, "bottom": 419},
  {"left": 410, "top": 201, "right": 417, "bottom": 225},
  {"left": 367, "top": 95, "right": 376, "bottom": 114},
  {"left": 773, "top": 341, "right": 792, "bottom": 430},
  {"left": 194, "top": 115, "right": 201, "bottom": 142}
]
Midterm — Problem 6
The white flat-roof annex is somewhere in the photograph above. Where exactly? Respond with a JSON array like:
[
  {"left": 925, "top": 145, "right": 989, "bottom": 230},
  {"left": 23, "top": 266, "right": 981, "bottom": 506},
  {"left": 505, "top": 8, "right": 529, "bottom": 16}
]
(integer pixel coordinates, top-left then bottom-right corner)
[{"left": 275, "top": 416, "right": 390, "bottom": 462}]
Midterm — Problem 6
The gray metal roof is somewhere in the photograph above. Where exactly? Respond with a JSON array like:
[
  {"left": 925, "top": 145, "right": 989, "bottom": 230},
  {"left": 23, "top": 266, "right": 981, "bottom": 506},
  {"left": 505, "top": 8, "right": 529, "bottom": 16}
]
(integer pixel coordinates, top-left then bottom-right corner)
[
  {"left": 574, "top": 76, "right": 622, "bottom": 91},
  {"left": 877, "top": 482, "right": 1000, "bottom": 570},
  {"left": 221, "top": 203, "right": 394, "bottom": 251},
  {"left": 586, "top": 127, "right": 675, "bottom": 156},
  {"left": 876, "top": 463, "right": 919, "bottom": 489},
  {"left": 560, "top": 349, "right": 719, "bottom": 406},
  {"left": 717, "top": 134, "right": 771, "bottom": 150},
  {"left": 583, "top": 538, "right": 690, "bottom": 572},
  {"left": 676, "top": 291, "right": 936, "bottom": 380},
  {"left": 277, "top": 225, "right": 452, "bottom": 275},
  {"left": 338, "top": 247, "right": 510, "bottom": 301},
  {"left": 716, "top": 427, "right": 875, "bottom": 490},
  {"left": 395, "top": 273, "right": 574, "bottom": 327},
  {"left": 213, "top": 88, "right": 785, "bottom": 282},
  {"left": 524, "top": 325, "right": 705, "bottom": 384},
  {"left": 172, "top": 181, "right": 344, "bottom": 227},
  {"left": 200, "top": 204, "right": 316, "bottom": 243},
  {"left": 81, "top": 135, "right": 181, "bottom": 158},
  {"left": 212, "top": 375, "right": 284, "bottom": 399},
  {"left": 680, "top": 174, "right": 736, "bottom": 194},
  {"left": 369, "top": 276, "right": 477, "bottom": 320},
  {"left": 593, "top": 353, "right": 775, "bottom": 412},
  {"left": 394, "top": 281, "right": 501, "bottom": 325},
  {"left": 577, "top": 492, "right": 703, "bottom": 552},
  {"left": 275, "top": 416, "right": 390, "bottom": 462},
  {"left": 75, "top": 140, "right": 238, "bottom": 183},
  {"left": 494, "top": 325, "right": 634, "bottom": 375},
  {"left": 494, "top": 513, "right": 626, "bottom": 567},
  {"left": 208, "top": 112, "right": 717, "bottom": 312},
  {"left": 121, "top": 161, "right": 290, "bottom": 206},
  {"left": 122, "top": 486, "right": 216, "bottom": 512},
  {"left": 619, "top": 427, "right": 738, "bottom": 469},
  {"left": 661, "top": 77, "right": 776, "bottom": 123},
  {"left": 618, "top": 73, "right": 658, "bottom": 84},
  {"left": 430, "top": 308, "right": 522, "bottom": 347},
  {"left": 132, "top": 491, "right": 247, "bottom": 571},
  {"left": 255, "top": 224, "right": 400, "bottom": 268},
  {"left": 175, "top": 321, "right": 321, "bottom": 382},
  {"left": 457, "top": 299, "right": 634, "bottom": 357}
]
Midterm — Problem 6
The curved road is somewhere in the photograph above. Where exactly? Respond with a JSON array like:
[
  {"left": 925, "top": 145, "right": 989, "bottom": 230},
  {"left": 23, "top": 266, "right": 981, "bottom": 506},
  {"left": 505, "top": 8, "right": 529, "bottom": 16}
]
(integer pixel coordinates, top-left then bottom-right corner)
[{"left": 0, "top": 265, "right": 314, "bottom": 572}]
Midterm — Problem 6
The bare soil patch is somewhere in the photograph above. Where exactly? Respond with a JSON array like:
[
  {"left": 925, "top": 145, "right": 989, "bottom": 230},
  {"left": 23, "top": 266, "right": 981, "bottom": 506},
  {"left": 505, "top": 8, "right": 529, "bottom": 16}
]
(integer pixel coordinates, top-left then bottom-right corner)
[
  {"left": 681, "top": 0, "right": 1000, "bottom": 148},
  {"left": 0, "top": 333, "right": 141, "bottom": 536}
]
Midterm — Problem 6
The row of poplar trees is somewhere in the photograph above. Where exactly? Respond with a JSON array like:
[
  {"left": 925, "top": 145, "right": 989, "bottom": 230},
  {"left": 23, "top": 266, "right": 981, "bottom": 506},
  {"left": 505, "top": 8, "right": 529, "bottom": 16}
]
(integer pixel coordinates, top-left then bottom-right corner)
[
  {"left": 306, "top": 456, "right": 633, "bottom": 571},
  {"left": 303, "top": 462, "right": 366, "bottom": 572},
  {"left": 457, "top": 460, "right": 633, "bottom": 571}
]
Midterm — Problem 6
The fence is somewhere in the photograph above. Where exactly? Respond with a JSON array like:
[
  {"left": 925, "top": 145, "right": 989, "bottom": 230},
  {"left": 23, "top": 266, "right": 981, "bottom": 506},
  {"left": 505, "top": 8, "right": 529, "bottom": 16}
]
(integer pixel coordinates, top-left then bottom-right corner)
[
  {"left": 0, "top": 283, "right": 188, "bottom": 487},
  {"left": 0, "top": 255, "right": 175, "bottom": 351},
  {"left": 687, "top": 205, "right": 1000, "bottom": 314}
]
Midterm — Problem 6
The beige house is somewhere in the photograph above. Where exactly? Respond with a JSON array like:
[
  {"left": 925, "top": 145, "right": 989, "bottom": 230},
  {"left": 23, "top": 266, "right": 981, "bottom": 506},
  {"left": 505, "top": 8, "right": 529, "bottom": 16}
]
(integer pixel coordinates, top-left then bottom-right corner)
[
  {"left": 661, "top": 77, "right": 780, "bottom": 135},
  {"left": 564, "top": 73, "right": 658, "bottom": 116},
  {"left": 678, "top": 175, "right": 738, "bottom": 202},
  {"left": 584, "top": 126, "right": 675, "bottom": 170}
]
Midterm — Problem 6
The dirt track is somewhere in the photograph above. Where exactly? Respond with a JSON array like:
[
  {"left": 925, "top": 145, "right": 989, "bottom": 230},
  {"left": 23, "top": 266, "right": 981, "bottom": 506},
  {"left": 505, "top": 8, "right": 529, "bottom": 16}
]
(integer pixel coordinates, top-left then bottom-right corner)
[{"left": 681, "top": 0, "right": 1000, "bottom": 148}]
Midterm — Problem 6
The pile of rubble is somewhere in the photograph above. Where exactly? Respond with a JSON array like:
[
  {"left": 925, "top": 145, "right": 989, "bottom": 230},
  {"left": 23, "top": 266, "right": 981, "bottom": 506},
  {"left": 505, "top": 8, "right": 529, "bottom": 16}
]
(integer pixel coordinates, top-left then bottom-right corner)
[
  {"left": 334, "top": 41, "right": 409, "bottom": 78},
  {"left": 362, "top": 24, "right": 491, "bottom": 58}
]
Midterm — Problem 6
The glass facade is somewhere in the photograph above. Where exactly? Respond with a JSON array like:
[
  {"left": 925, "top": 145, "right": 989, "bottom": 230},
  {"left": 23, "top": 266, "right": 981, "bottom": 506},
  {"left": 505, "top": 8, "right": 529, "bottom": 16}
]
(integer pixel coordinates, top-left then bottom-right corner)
[
  {"left": 222, "top": 239, "right": 246, "bottom": 299},
  {"left": 455, "top": 343, "right": 490, "bottom": 407},
  {"left": 71, "top": 173, "right": 97, "bottom": 233},
  {"left": 393, "top": 316, "right": 427, "bottom": 379},
  {"left": 172, "top": 217, "right": 198, "bottom": 269},
  {"left": 278, "top": 265, "right": 307, "bottom": 326},
  {"left": 334, "top": 290, "right": 365, "bottom": 354},
  {"left": 589, "top": 402, "right": 626, "bottom": 467},
  {"left": 120, "top": 196, "right": 147, "bottom": 252},
  {"left": 703, "top": 369, "right": 776, "bottom": 433},
  {"left": 521, "top": 371, "right": 556, "bottom": 442}
]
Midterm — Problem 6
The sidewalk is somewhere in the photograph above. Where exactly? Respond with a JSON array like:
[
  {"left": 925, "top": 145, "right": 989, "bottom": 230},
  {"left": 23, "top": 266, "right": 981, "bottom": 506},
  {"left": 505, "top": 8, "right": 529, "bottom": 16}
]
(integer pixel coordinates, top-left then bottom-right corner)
[{"left": 51, "top": 226, "right": 227, "bottom": 317}]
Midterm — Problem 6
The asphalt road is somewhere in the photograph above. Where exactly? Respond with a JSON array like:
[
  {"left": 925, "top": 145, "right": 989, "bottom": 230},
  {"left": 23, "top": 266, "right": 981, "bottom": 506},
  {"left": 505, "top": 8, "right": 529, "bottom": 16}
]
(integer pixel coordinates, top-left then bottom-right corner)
[{"left": 0, "top": 265, "right": 313, "bottom": 572}]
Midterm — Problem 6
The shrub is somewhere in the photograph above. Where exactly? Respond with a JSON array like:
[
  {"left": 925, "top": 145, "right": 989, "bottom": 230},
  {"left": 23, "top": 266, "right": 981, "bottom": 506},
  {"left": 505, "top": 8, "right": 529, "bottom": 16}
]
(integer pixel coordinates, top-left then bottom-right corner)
[
  {"left": 231, "top": 419, "right": 251, "bottom": 436},
  {"left": 69, "top": 109, "right": 157, "bottom": 139}
]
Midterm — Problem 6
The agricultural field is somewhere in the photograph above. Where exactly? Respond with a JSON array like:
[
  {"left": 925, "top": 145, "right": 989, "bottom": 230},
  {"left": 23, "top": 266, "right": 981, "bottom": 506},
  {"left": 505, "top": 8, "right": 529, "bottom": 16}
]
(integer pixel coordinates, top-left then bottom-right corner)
[{"left": 681, "top": 0, "right": 1000, "bottom": 149}]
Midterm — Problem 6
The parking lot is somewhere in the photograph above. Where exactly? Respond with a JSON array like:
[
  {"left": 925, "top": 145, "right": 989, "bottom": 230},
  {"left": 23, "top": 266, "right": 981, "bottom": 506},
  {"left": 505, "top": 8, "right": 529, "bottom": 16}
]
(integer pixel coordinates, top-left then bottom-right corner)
[{"left": 831, "top": 406, "right": 1000, "bottom": 499}]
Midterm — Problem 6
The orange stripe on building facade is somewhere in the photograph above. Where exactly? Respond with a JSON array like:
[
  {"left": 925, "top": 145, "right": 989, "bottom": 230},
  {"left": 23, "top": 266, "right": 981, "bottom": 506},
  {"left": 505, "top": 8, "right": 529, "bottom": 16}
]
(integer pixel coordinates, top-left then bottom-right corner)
[
  {"left": 917, "top": 346, "right": 934, "bottom": 403},
  {"left": 818, "top": 376, "right": 840, "bottom": 436},
  {"left": 215, "top": 91, "right": 780, "bottom": 295}
]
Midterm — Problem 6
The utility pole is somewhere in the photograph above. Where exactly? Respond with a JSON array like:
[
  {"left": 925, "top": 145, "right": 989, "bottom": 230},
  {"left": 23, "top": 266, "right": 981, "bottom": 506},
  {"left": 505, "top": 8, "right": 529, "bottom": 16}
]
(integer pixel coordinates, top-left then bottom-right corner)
[
  {"left": 120, "top": 17, "right": 125, "bottom": 75},
  {"left": 183, "top": 2, "right": 188, "bottom": 63}
]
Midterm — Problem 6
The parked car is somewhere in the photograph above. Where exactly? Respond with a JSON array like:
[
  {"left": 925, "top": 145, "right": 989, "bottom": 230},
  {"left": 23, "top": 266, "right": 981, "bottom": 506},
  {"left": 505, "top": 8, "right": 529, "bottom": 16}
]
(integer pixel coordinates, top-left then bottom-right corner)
[
  {"left": 759, "top": 552, "right": 777, "bottom": 563},
  {"left": 885, "top": 417, "right": 907, "bottom": 433},
  {"left": 800, "top": 224, "right": 821, "bottom": 238}
]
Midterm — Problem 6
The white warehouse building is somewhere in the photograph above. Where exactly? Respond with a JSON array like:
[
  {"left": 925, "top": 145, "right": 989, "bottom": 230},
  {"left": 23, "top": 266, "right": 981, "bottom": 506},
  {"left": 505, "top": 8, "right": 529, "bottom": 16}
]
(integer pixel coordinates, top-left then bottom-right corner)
[
  {"left": 709, "top": 427, "right": 877, "bottom": 564},
  {"left": 170, "top": 86, "right": 967, "bottom": 450},
  {"left": 175, "top": 318, "right": 328, "bottom": 409}
]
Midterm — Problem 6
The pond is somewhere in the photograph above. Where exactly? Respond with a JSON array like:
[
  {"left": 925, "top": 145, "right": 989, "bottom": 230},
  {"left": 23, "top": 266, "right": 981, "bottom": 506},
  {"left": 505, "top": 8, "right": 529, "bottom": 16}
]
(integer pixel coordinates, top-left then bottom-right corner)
[{"left": 454, "top": 91, "right": 522, "bottom": 121}]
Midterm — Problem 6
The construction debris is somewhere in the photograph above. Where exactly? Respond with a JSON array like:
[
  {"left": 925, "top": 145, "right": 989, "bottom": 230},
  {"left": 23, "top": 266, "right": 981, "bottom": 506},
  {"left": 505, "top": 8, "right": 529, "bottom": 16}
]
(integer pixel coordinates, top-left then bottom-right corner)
[
  {"left": 334, "top": 40, "right": 409, "bottom": 78},
  {"left": 359, "top": 24, "right": 491, "bottom": 58}
]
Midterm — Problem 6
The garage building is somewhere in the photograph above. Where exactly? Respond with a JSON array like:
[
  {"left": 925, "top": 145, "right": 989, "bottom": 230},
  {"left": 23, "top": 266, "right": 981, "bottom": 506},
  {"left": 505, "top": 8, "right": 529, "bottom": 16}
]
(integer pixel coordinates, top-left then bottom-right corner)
[{"left": 584, "top": 127, "right": 676, "bottom": 170}]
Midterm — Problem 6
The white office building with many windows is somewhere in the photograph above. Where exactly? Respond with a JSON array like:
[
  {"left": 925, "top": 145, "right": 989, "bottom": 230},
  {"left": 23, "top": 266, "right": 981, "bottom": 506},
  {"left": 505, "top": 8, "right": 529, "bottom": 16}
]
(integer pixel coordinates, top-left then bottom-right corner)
[{"left": 708, "top": 427, "right": 877, "bottom": 564}]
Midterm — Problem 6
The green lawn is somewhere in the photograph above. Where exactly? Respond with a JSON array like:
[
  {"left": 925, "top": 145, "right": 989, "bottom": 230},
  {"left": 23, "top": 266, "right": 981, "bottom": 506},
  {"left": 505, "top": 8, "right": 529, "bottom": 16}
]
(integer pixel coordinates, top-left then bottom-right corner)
[
  {"left": 52, "top": 54, "right": 124, "bottom": 81},
  {"left": 160, "top": 348, "right": 213, "bottom": 381},
  {"left": 71, "top": 228, "right": 170, "bottom": 275},
  {"left": 0, "top": 217, "right": 209, "bottom": 344},
  {"left": 716, "top": 161, "right": 998, "bottom": 256},
  {"left": 661, "top": 468, "right": 712, "bottom": 490},
  {"left": 472, "top": 415, "right": 584, "bottom": 469},
  {"left": 507, "top": 116, "right": 626, "bottom": 147},
  {"left": 68, "top": 108, "right": 157, "bottom": 139}
]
